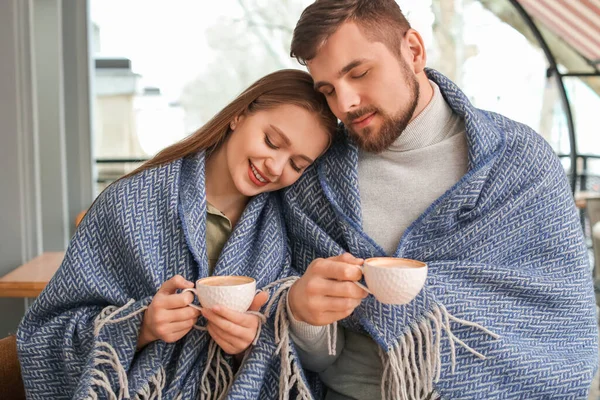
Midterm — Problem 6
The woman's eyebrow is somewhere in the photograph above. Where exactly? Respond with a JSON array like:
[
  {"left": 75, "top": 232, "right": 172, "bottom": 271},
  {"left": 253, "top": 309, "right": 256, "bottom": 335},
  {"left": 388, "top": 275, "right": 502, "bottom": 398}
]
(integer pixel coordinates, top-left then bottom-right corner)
[{"left": 269, "top": 124, "right": 314, "bottom": 163}]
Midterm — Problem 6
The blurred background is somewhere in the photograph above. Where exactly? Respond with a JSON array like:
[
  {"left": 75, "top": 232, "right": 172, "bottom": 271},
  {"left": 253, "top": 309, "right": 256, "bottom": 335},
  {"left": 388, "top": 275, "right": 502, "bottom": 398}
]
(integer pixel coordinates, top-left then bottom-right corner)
[{"left": 1, "top": 1, "right": 599, "bottom": 392}]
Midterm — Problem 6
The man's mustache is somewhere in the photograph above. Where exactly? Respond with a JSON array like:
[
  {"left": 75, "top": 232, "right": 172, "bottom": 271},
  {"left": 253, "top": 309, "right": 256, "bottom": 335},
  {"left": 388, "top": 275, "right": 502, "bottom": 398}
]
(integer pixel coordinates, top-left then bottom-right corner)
[{"left": 345, "top": 106, "right": 380, "bottom": 124}]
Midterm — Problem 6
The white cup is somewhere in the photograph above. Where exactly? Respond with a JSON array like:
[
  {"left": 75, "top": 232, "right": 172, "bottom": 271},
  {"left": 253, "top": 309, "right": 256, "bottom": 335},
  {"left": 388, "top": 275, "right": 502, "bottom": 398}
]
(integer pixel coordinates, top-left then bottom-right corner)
[
  {"left": 182, "top": 275, "right": 256, "bottom": 313},
  {"left": 353, "top": 257, "right": 428, "bottom": 305}
]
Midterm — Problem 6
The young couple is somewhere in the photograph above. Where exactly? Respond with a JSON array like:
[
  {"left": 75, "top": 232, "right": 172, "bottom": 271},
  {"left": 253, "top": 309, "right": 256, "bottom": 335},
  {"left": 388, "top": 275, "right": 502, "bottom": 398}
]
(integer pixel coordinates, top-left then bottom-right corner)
[{"left": 18, "top": 1, "right": 597, "bottom": 399}]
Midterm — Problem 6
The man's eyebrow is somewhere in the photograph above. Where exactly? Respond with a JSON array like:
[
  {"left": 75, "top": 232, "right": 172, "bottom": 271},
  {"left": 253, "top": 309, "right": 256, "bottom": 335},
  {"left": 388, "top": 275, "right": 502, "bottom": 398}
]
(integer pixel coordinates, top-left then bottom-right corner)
[
  {"left": 269, "top": 124, "right": 314, "bottom": 164},
  {"left": 313, "top": 59, "right": 368, "bottom": 91}
]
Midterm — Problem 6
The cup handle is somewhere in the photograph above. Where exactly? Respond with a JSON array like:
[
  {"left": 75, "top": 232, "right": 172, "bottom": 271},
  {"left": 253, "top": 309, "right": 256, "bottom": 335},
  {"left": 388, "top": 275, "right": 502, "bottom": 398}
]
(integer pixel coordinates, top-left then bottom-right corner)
[
  {"left": 182, "top": 288, "right": 203, "bottom": 311},
  {"left": 351, "top": 263, "right": 372, "bottom": 294}
]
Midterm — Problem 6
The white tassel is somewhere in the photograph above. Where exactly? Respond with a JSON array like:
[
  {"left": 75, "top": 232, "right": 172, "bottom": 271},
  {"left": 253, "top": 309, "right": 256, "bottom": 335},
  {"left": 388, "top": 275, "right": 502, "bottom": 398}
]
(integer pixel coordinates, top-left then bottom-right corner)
[
  {"left": 196, "top": 308, "right": 265, "bottom": 399},
  {"left": 261, "top": 276, "right": 316, "bottom": 400},
  {"left": 132, "top": 367, "right": 166, "bottom": 400},
  {"left": 88, "top": 300, "right": 169, "bottom": 400},
  {"left": 379, "top": 303, "right": 499, "bottom": 400}
]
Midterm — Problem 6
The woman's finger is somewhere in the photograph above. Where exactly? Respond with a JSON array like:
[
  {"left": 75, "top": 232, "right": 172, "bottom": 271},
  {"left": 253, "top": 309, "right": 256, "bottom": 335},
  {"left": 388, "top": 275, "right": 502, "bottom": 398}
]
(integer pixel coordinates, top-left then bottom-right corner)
[
  {"left": 207, "top": 325, "right": 240, "bottom": 355},
  {"left": 158, "top": 291, "right": 197, "bottom": 309},
  {"left": 166, "top": 319, "right": 197, "bottom": 333},
  {"left": 163, "top": 327, "right": 197, "bottom": 344},
  {"left": 248, "top": 291, "right": 269, "bottom": 312},
  {"left": 210, "top": 320, "right": 255, "bottom": 346},
  {"left": 157, "top": 275, "right": 194, "bottom": 295},
  {"left": 312, "top": 279, "right": 367, "bottom": 299},
  {"left": 162, "top": 306, "right": 202, "bottom": 322},
  {"left": 204, "top": 306, "right": 257, "bottom": 329}
]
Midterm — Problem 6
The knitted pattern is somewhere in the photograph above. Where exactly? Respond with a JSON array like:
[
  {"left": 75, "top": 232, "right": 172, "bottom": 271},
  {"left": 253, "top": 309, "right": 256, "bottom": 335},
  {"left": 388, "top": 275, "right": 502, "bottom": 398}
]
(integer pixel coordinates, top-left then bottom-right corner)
[
  {"left": 282, "top": 69, "right": 599, "bottom": 399},
  {"left": 17, "top": 151, "right": 310, "bottom": 399}
]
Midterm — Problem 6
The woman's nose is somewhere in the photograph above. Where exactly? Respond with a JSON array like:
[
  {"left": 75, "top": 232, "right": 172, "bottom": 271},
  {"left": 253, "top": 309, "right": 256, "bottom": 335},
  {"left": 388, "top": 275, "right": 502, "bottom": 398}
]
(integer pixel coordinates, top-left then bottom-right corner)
[{"left": 264, "top": 156, "right": 286, "bottom": 179}]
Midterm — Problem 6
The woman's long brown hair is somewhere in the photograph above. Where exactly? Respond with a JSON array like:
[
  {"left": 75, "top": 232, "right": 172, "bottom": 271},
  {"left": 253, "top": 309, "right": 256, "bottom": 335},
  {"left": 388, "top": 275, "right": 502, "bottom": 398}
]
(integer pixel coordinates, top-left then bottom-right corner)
[
  {"left": 123, "top": 69, "right": 337, "bottom": 180},
  {"left": 77, "top": 70, "right": 335, "bottom": 228}
]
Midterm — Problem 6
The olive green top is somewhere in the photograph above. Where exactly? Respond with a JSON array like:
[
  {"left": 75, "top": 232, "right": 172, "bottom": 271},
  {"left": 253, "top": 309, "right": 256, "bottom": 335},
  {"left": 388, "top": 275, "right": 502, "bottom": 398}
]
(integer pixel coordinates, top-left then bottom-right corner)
[{"left": 206, "top": 202, "right": 233, "bottom": 275}]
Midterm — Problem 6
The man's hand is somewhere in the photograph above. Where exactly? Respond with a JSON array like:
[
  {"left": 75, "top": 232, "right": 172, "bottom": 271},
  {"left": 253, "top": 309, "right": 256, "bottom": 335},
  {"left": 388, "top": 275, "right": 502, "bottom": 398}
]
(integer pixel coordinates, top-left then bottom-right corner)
[{"left": 288, "top": 253, "right": 368, "bottom": 326}]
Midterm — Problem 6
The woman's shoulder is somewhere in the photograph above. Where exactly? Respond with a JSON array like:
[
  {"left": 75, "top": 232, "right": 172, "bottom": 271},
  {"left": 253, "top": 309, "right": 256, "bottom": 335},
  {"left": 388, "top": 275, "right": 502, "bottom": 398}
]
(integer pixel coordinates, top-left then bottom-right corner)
[
  {"left": 91, "top": 158, "right": 184, "bottom": 221},
  {"left": 110, "top": 158, "right": 182, "bottom": 194}
]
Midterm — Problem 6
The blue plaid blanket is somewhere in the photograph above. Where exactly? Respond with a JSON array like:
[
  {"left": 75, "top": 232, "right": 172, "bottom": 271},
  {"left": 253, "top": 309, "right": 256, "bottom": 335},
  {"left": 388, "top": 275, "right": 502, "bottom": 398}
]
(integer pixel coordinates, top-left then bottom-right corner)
[
  {"left": 17, "top": 151, "right": 311, "bottom": 399},
  {"left": 282, "top": 69, "right": 599, "bottom": 399}
]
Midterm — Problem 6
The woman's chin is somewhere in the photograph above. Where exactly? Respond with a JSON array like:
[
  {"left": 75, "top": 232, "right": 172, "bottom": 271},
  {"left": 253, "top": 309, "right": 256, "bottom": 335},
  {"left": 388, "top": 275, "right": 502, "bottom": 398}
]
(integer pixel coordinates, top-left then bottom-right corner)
[{"left": 236, "top": 181, "right": 266, "bottom": 197}]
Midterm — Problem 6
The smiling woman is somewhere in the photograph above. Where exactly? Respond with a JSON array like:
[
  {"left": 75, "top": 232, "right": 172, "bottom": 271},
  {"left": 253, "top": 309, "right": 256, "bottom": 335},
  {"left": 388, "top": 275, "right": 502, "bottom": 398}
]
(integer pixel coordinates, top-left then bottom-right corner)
[
  {"left": 126, "top": 69, "right": 336, "bottom": 224},
  {"left": 16, "top": 69, "right": 337, "bottom": 400},
  {"left": 211, "top": 103, "right": 329, "bottom": 201}
]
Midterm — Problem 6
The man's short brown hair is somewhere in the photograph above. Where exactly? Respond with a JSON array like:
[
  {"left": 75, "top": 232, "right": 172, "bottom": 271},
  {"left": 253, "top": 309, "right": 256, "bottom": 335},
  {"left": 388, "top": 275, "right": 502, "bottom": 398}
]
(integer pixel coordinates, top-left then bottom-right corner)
[{"left": 290, "top": 0, "right": 412, "bottom": 65}]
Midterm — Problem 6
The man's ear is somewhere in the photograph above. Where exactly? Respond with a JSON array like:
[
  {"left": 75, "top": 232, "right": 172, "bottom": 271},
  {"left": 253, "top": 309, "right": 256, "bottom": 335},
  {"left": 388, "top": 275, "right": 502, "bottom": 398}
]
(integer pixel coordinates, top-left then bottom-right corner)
[{"left": 404, "top": 29, "right": 427, "bottom": 73}]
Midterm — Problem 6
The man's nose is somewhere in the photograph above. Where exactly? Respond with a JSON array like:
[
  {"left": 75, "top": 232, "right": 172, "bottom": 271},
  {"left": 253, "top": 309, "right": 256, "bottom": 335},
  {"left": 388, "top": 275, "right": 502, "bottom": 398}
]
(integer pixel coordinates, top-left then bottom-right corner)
[{"left": 336, "top": 85, "right": 360, "bottom": 114}]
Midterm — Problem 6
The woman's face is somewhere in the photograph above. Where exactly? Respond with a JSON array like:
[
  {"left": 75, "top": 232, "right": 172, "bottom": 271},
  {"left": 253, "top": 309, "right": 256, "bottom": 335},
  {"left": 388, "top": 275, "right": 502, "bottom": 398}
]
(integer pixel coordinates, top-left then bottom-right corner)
[{"left": 224, "top": 104, "right": 330, "bottom": 197}]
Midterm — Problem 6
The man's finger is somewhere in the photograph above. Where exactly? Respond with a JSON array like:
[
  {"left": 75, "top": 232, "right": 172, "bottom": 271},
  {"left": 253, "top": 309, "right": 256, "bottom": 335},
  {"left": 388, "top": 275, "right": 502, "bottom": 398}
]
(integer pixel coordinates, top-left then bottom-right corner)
[
  {"left": 313, "top": 280, "right": 368, "bottom": 299},
  {"left": 317, "top": 260, "right": 363, "bottom": 282},
  {"left": 321, "top": 296, "right": 362, "bottom": 313}
]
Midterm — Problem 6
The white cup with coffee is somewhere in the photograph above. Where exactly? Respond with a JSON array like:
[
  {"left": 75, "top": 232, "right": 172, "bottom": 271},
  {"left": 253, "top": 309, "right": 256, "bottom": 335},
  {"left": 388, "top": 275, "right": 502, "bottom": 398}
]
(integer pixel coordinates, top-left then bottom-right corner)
[
  {"left": 353, "top": 257, "right": 428, "bottom": 305},
  {"left": 182, "top": 275, "right": 256, "bottom": 313}
]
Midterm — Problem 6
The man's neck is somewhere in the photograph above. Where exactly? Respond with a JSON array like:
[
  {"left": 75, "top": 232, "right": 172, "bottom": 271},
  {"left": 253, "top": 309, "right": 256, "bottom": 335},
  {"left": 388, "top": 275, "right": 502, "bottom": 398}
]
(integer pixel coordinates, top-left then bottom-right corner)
[
  {"left": 387, "top": 80, "right": 457, "bottom": 152},
  {"left": 408, "top": 73, "right": 435, "bottom": 126}
]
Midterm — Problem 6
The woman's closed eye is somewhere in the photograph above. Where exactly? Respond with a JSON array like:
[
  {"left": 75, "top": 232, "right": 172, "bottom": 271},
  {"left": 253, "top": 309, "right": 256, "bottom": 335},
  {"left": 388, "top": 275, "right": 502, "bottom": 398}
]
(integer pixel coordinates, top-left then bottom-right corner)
[
  {"left": 264, "top": 134, "right": 278, "bottom": 150},
  {"left": 290, "top": 160, "right": 303, "bottom": 173},
  {"left": 264, "top": 133, "right": 307, "bottom": 173}
]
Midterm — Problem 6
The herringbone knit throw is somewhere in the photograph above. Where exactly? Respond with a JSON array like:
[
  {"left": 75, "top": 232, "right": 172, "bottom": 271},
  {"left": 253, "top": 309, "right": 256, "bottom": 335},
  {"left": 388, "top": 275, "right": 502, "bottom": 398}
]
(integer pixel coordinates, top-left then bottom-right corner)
[
  {"left": 17, "top": 151, "right": 312, "bottom": 399},
  {"left": 282, "top": 69, "right": 599, "bottom": 399}
]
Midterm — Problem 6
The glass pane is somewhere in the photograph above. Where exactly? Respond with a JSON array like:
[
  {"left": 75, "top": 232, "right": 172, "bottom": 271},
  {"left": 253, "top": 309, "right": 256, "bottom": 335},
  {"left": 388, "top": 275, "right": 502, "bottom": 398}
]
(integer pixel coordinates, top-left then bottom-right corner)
[{"left": 89, "top": 0, "right": 314, "bottom": 194}]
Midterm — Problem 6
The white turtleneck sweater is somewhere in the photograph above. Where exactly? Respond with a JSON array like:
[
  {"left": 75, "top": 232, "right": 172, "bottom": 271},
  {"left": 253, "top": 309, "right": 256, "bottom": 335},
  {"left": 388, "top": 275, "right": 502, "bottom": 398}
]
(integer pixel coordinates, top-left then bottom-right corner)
[{"left": 288, "top": 81, "right": 468, "bottom": 400}]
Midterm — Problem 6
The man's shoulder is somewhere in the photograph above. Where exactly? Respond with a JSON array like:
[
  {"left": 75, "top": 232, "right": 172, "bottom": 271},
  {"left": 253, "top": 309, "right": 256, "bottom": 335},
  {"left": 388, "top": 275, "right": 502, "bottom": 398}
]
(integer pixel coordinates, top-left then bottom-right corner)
[
  {"left": 430, "top": 70, "right": 557, "bottom": 164},
  {"left": 480, "top": 109, "right": 556, "bottom": 159},
  {"left": 474, "top": 109, "right": 566, "bottom": 194}
]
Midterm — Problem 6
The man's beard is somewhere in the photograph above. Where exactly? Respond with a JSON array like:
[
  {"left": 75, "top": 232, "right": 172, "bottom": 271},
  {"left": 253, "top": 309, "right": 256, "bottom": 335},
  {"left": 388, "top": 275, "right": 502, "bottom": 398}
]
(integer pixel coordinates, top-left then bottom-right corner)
[{"left": 344, "top": 67, "right": 420, "bottom": 153}]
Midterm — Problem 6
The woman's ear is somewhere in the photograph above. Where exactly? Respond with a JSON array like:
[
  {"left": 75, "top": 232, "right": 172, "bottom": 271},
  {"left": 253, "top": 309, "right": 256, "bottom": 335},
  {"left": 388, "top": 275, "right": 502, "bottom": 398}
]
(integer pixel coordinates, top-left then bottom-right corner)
[{"left": 230, "top": 114, "right": 243, "bottom": 130}]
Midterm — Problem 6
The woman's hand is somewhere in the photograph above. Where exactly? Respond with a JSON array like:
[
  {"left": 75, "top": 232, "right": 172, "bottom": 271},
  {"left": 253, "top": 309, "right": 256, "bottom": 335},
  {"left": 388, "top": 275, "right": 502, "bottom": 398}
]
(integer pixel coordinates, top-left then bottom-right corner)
[
  {"left": 137, "top": 275, "right": 202, "bottom": 350},
  {"left": 202, "top": 291, "right": 269, "bottom": 355}
]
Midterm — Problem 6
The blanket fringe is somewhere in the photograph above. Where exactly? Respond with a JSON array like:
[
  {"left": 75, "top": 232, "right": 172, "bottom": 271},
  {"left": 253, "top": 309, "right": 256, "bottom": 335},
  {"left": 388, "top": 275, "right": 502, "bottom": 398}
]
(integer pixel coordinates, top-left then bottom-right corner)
[
  {"left": 262, "top": 276, "right": 322, "bottom": 400},
  {"left": 88, "top": 297, "right": 268, "bottom": 399},
  {"left": 196, "top": 310, "right": 266, "bottom": 399},
  {"left": 87, "top": 299, "right": 153, "bottom": 400},
  {"left": 132, "top": 367, "right": 166, "bottom": 400},
  {"left": 379, "top": 303, "right": 499, "bottom": 400},
  {"left": 87, "top": 285, "right": 498, "bottom": 400}
]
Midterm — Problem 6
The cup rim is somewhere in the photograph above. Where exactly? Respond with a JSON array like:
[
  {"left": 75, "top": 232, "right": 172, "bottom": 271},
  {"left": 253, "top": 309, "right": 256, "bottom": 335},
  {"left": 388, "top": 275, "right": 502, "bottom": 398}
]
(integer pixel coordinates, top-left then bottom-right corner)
[
  {"left": 196, "top": 275, "right": 256, "bottom": 287},
  {"left": 364, "top": 257, "right": 427, "bottom": 269}
]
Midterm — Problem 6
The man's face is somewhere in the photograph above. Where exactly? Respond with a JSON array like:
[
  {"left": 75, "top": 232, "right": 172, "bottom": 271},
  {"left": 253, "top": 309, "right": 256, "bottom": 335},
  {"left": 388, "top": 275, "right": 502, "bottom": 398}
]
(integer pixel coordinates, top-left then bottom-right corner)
[{"left": 307, "top": 22, "right": 420, "bottom": 153}]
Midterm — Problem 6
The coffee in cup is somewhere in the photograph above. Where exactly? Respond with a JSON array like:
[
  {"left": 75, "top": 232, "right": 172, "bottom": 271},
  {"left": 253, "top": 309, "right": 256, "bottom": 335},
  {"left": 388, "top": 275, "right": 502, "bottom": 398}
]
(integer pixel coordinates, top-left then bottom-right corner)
[
  {"left": 353, "top": 257, "right": 427, "bottom": 305},
  {"left": 182, "top": 275, "right": 256, "bottom": 312}
]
